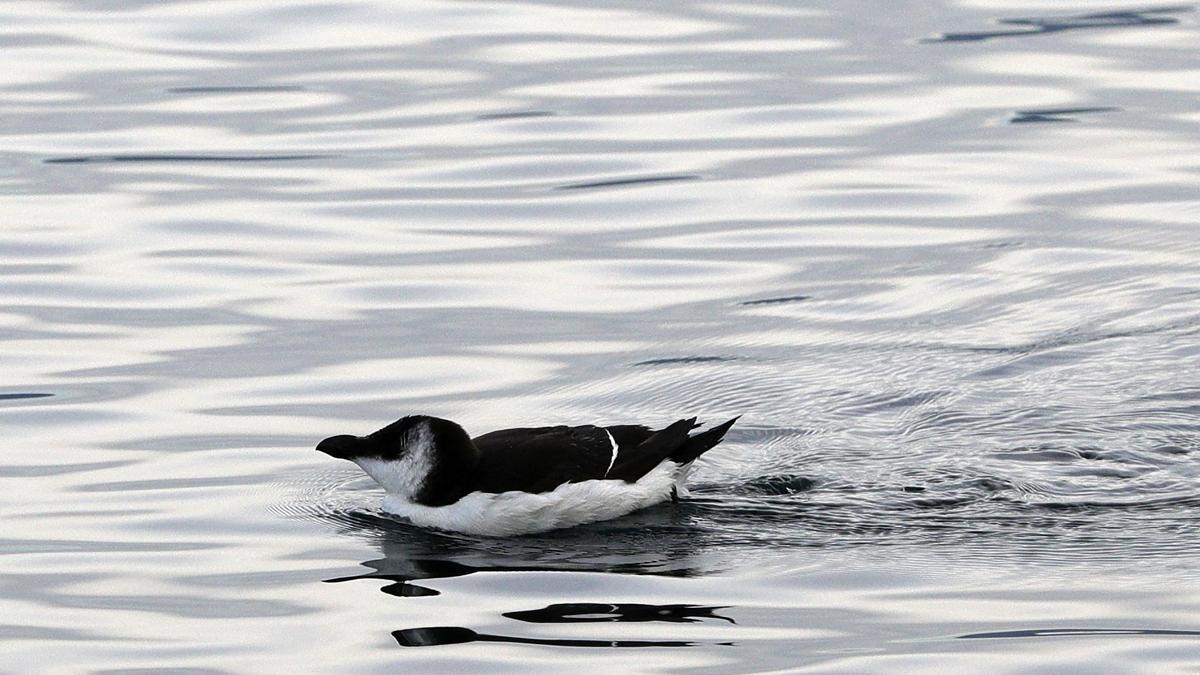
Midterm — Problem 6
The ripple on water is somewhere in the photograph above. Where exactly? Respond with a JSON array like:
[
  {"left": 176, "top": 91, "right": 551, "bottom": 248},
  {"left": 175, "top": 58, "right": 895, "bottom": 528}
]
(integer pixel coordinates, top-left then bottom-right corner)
[
  {"left": 922, "top": 6, "right": 1188, "bottom": 43},
  {"left": 43, "top": 153, "right": 330, "bottom": 164},
  {"left": 553, "top": 175, "right": 701, "bottom": 191},
  {"left": 959, "top": 628, "right": 1200, "bottom": 639},
  {"left": 1010, "top": 107, "right": 1119, "bottom": 124},
  {"left": 0, "top": 392, "right": 53, "bottom": 401},
  {"left": 393, "top": 626, "right": 707, "bottom": 648}
]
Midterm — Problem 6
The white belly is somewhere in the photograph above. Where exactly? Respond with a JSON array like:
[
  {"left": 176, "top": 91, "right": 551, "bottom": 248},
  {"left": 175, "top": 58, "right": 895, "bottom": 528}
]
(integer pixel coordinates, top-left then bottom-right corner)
[{"left": 381, "top": 462, "right": 679, "bottom": 536}]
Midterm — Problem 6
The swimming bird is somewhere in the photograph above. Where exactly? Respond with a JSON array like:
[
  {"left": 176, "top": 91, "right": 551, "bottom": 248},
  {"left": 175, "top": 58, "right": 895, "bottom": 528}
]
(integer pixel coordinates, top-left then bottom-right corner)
[{"left": 316, "top": 415, "right": 739, "bottom": 536}]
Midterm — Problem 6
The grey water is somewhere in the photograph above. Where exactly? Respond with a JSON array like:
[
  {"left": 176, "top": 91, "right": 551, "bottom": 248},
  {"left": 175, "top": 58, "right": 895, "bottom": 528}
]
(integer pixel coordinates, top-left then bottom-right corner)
[{"left": 3, "top": 0, "right": 1200, "bottom": 671}]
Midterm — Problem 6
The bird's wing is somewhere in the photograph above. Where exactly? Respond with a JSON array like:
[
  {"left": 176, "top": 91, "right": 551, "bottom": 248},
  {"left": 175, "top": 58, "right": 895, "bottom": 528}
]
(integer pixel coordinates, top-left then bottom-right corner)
[{"left": 471, "top": 425, "right": 617, "bottom": 493}]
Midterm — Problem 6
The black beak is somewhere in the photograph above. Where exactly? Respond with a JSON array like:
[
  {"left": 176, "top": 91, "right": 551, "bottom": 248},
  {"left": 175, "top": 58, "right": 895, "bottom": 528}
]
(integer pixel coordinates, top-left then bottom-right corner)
[{"left": 316, "top": 434, "right": 364, "bottom": 460}]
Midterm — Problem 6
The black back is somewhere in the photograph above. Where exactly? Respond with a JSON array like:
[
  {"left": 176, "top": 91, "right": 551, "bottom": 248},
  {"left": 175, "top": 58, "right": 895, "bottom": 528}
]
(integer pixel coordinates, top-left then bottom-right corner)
[
  {"left": 466, "top": 417, "right": 738, "bottom": 495},
  {"left": 469, "top": 425, "right": 618, "bottom": 494}
]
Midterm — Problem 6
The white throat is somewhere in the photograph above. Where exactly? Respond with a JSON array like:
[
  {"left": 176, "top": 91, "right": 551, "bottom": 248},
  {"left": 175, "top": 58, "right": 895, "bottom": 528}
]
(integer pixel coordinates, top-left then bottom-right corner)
[{"left": 353, "top": 423, "right": 434, "bottom": 500}]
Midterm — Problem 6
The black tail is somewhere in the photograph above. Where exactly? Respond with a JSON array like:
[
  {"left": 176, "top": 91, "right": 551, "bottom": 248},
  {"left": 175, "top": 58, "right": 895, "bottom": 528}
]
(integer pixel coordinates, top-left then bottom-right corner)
[
  {"left": 607, "top": 417, "right": 698, "bottom": 482},
  {"left": 672, "top": 416, "right": 739, "bottom": 465},
  {"left": 607, "top": 416, "right": 739, "bottom": 483}
]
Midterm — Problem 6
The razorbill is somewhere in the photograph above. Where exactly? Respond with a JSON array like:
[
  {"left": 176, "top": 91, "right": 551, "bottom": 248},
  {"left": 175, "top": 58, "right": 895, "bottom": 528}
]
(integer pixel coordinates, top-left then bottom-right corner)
[{"left": 317, "top": 415, "right": 739, "bottom": 536}]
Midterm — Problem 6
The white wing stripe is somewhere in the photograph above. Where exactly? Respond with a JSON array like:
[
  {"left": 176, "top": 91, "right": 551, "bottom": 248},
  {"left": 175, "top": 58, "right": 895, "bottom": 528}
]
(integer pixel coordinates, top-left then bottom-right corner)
[{"left": 603, "top": 430, "right": 619, "bottom": 478}]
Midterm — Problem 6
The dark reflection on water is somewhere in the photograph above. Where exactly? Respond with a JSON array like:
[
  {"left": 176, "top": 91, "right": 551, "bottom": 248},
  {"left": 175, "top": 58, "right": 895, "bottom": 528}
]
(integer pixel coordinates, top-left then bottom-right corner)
[
  {"left": 503, "top": 603, "right": 735, "bottom": 625},
  {"left": 960, "top": 628, "right": 1200, "bottom": 639},
  {"left": 474, "top": 111, "right": 556, "bottom": 121},
  {"left": 394, "top": 626, "right": 706, "bottom": 648},
  {"left": 316, "top": 506, "right": 710, "bottom": 579},
  {"left": 739, "top": 295, "right": 812, "bottom": 306},
  {"left": 554, "top": 175, "right": 702, "bottom": 191},
  {"left": 0, "top": 459, "right": 134, "bottom": 477},
  {"left": 324, "top": 520, "right": 741, "bottom": 649},
  {"left": 321, "top": 549, "right": 546, "bottom": 598},
  {"left": 1011, "top": 107, "right": 1119, "bottom": 124},
  {"left": 44, "top": 154, "right": 329, "bottom": 164},
  {"left": 632, "top": 356, "right": 736, "bottom": 366},
  {"left": 166, "top": 86, "right": 307, "bottom": 94},
  {"left": 924, "top": 6, "right": 1189, "bottom": 43}
]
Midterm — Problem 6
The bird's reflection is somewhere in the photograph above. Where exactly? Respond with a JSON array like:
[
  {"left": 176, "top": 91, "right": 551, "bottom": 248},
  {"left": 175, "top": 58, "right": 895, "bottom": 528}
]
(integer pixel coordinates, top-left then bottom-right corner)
[
  {"left": 322, "top": 504, "right": 711, "bottom": 597},
  {"left": 394, "top": 626, "right": 712, "bottom": 648},
  {"left": 504, "top": 602, "right": 735, "bottom": 625},
  {"left": 323, "top": 556, "right": 483, "bottom": 597},
  {"left": 319, "top": 505, "right": 743, "bottom": 648}
]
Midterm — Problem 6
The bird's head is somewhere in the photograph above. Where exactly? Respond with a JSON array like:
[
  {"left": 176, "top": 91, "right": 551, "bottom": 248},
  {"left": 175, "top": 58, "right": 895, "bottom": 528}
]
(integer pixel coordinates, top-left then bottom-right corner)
[{"left": 317, "top": 415, "right": 476, "bottom": 502}]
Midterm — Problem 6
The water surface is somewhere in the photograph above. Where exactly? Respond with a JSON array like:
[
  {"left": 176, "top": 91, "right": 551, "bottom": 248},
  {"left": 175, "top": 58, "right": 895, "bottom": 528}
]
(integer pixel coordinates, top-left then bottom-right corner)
[{"left": 4, "top": 0, "right": 1200, "bottom": 672}]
